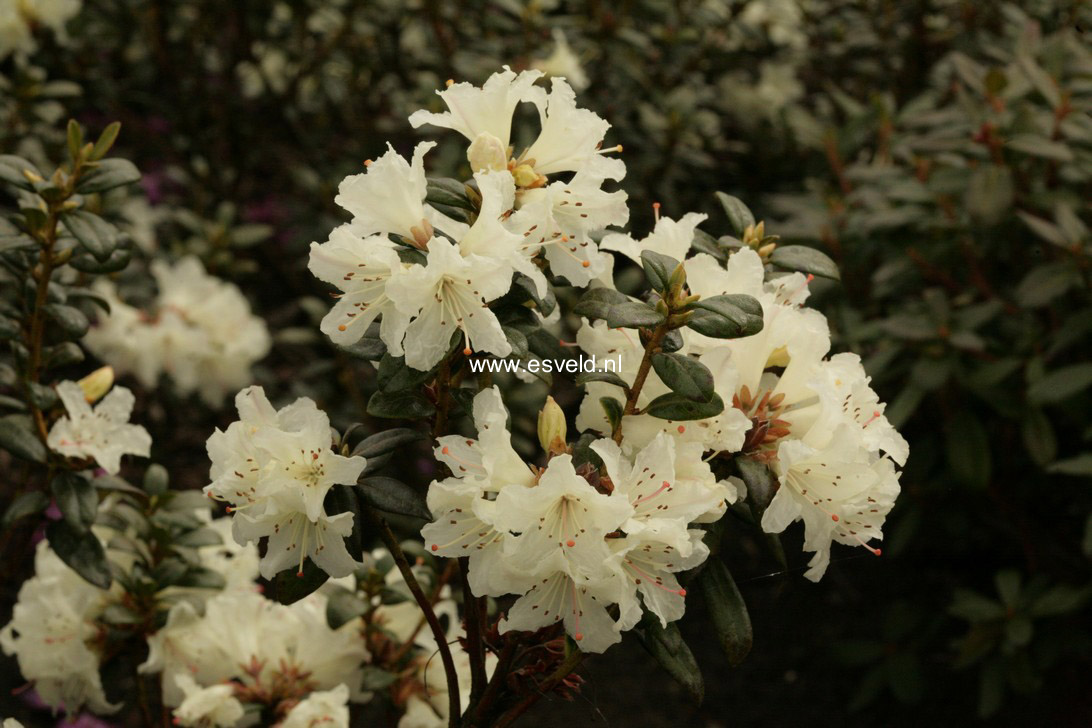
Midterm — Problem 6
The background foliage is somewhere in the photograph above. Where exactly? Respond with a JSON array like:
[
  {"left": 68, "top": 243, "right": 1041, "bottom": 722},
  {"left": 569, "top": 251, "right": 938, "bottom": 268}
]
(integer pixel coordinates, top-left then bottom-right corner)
[{"left": 2, "top": 0, "right": 1090, "bottom": 725}]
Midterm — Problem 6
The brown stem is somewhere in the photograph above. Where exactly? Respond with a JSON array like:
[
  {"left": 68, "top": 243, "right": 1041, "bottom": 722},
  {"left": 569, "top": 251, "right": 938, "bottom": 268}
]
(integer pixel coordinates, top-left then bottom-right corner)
[
  {"left": 612, "top": 321, "right": 670, "bottom": 444},
  {"left": 493, "top": 649, "right": 584, "bottom": 728},
  {"left": 471, "top": 636, "right": 519, "bottom": 725},
  {"left": 364, "top": 504, "right": 462, "bottom": 727},
  {"left": 459, "top": 558, "right": 488, "bottom": 712},
  {"left": 23, "top": 202, "right": 61, "bottom": 442}
]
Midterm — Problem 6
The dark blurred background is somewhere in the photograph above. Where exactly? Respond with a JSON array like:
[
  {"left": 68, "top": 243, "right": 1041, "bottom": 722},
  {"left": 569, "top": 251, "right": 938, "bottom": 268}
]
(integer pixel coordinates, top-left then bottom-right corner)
[{"left": 2, "top": 0, "right": 1090, "bottom": 725}]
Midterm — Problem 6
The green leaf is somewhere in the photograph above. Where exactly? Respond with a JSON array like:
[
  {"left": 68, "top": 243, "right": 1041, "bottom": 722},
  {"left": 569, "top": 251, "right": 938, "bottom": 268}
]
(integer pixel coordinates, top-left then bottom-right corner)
[
  {"left": 272, "top": 558, "right": 329, "bottom": 604},
  {"left": 576, "top": 288, "right": 659, "bottom": 329},
  {"left": 337, "top": 322, "right": 386, "bottom": 360},
  {"left": 67, "top": 119, "right": 83, "bottom": 160},
  {"left": 698, "top": 558, "right": 752, "bottom": 666},
  {"left": 685, "top": 295, "right": 764, "bottom": 339},
  {"left": 0, "top": 414, "right": 47, "bottom": 462},
  {"left": 357, "top": 477, "right": 431, "bottom": 520},
  {"left": 2, "top": 491, "right": 50, "bottom": 527},
  {"left": 351, "top": 428, "right": 425, "bottom": 459},
  {"left": 0, "top": 233, "right": 37, "bottom": 254},
  {"left": 326, "top": 585, "right": 370, "bottom": 629},
  {"left": 736, "top": 457, "right": 776, "bottom": 515},
  {"left": 652, "top": 352, "right": 714, "bottom": 401},
  {"left": 1016, "top": 263, "right": 1081, "bottom": 308},
  {"left": 1027, "top": 364, "right": 1092, "bottom": 404},
  {"left": 606, "top": 301, "right": 665, "bottom": 329},
  {"left": 47, "top": 519, "right": 112, "bottom": 589},
  {"left": 42, "top": 342, "right": 85, "bottom": 370},
  {"left": 61, "top": 210, "right": 120, "bottom": 262},
  {"left": 360, "top": 666, "right": 400, "bottom": 691},
  {"left": 89, "top": 122, "right": 121, "bottom": 161},
  {"left": 367, "top": 391, "right": 436, "bottom": 419},
  {"left": 769, "top": 245, "right": 841, "bottom": 280},
  {"left": 1021, "top": 409, "right": 1057, "bottom": 467},
  {"left": 574, "top": 370, "right": 629, "bottom": 389},
  {"left": 46, "top": 304, "right": 90, "bottom": 339},
  {"left": 600, "top": 396, "right": 624, "bottom": 432},
  {"left": 426, "top": 177, "right": 476, "bottom": 210},
  {"left": 645, "top": 392, "right": 724, "bottom": 420},
  {"left": 945, "top": 412, "right": 991, "bottom": 489},
  {"left": 51, "top": 472, "right": 98, "bottom": 533},
  {"left": 68, "top": 244, "right": 132, "bottom": 274},
  {"left": 377, "top": 353, "right": 435, "bottom": 393},
  {"left": 76, "top": 158, "right": 141, "bottom": 193},
  {"left": 143, "top": 463, "right": 170, "bottom": 496},
  {"left": 638, "top": 614, "right": 704, "bottom": 704},
  {"left": 715, "top": 192, "right": 755, "bottom": 237},
  {"left": 1046, "top": 454, "right": 1092, "bottom": 476},
  {"left": 641, "top": 250, "right": 680, "bottom": 293},
  {"left": 1005, "top": 134, "right": 1073, "bottom": 162},
  {"left": 0, "top": 155, "right": 41, "bottom": 191}
]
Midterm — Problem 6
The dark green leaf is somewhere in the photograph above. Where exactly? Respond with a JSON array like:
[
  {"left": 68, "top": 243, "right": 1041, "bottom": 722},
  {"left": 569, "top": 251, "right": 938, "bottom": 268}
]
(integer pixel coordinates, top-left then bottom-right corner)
[
  {"left": 638, "top": 613, "right": 704, "bottom": 704},
  {"left": 1028, "top": 364, "right": 1092, "bottom": 404},
  {"left": 367, "top": 391, "right": 436, "bottom": 419},
  {"left": 736, "top": 457, "right": 775, "bottom": 515},
  {"left": 426, "top": 177, "right": 476, "bottom": 210},
  {"left": 686, "top": 295, "right": 764, "bottom": 339},
  {"left": 572, "top": 287, "right": 631, "bottom": 320},
  {"left": 698, "top": 559, "right": 752, "bottom": 666},
  {"left": 272, "top": 557, "right": 329, "bottom": 604},
  {"left": 600, "top": 396, "right": 624, "bottom": 432},
  {"left": 337, "top": 322, "right": 386, "bottom": 360},
  {"left": 945, "top": 412, "right": 991, "bottom": 488},
  {"left": 652, "top": 353, "right": 714, "bottom": 401},
  {"left": 1021, "top": 409, "right": 1057, "bottom": 467},
  {"left": 143, "top": 463, "right": 170, "bottom": 495},
  {"left": 0, "top": 155, "right": 40, "bottom": 191},
  {"left": 76, "top": 158, "right": 141, "bottom": 193},
  {"left": 575, "top": 370, "right": 629, "bottom": 389},
  {"left": 645, "top": 392, "right": 724, "bottom": 420},
  {"left": 46, "top": 304, "right": 90, "bottom": 339},
  {"left": 61, "top": 210, "right": 120, "bottom": 262},
  {"left": 606, "top": 301, "right": 665, "bottom": 329},
  {"left": 2, "top": 491, "right": 50, "bottom": 527},
  {"left": 377, "top": 353, "right": 435, "bottom": 393},
  {"left": 1046, "top": 454, "right": 1092, "bottom": 476},
  {"left": 0, "top": 414, "right": 47, "bottom": 462},
  {"left": 715, "top": 192, "right": 755, "bottom": 237},
  {"left": 51, "top": 472, "right": 98, "bottom": 533},
  {"left": 47, "top": 519, "right": 112, "bottom": 589},
  {"left": 357, "top": 476, "right": 431, "bottom": 520},
  {"left": 68, "top": 244, "right": 132, "bottom": 274},
  {"left": 360, "top": 666, "right": 400, "bottom": 691},
  {"left": 641, "top": 250, "right": 680, "bottom": 293},
  {"left": 769, "top": 245, "right": 841, "bottom": 280},
  {"left": 352, "top": 428, "right": 425, "bottom": 459},
  {"left": 326, "top": 585, "right": 370, "bottom": 629}
]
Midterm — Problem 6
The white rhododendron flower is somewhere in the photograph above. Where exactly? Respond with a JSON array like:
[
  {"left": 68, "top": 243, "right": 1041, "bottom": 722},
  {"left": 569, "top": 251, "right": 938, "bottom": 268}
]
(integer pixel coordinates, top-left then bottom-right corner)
[
  {"left": 0, "top": 0, "right": 80, "bottom": 59},
  {"left": 0, "top": 541, "right": 118, "bottom": 715},
  {"left": 385, "top": 237, "right": 513, "bottom": 369},
  {"left": 601, "top": 212, "right": 708, "bottom": 264},
  {"left": 205, "top": 386, "right": 365, "bottom": 578},
  {"left": 84, "top": 256, "right": 271, "bottom": 406},
  {"left": 280, "top": 684, "right": 351, "bottom": 728},
  {"left": 172, "top": 674, "right": 245, "bottom": 728},
  {"left": 141, "top": 589, "right": 368, "bottom": 709},
  {"left": 47, "top": 380, "right": 151, "bottom": 474},
  {"left": 533, "top": 29, "right": 589, "bottom": 92}
]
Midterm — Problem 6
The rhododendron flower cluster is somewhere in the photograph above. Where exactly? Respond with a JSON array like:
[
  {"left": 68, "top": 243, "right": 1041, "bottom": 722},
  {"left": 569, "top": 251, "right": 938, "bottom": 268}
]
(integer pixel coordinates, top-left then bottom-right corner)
[{"left": 85, "top": 256, "right": 271, "bottom": 406}]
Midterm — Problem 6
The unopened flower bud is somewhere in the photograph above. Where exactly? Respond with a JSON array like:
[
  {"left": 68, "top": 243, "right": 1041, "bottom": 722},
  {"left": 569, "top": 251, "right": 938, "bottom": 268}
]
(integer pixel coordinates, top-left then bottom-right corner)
[
  {"left": 467, "top": 132, "right": 508, "bottom": 173},
  {"left": 77, "top": 366, "right": 114, "bottom": 403},
  {"left": 537, "top": 396, "right": 567, "bottom": 455}
]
